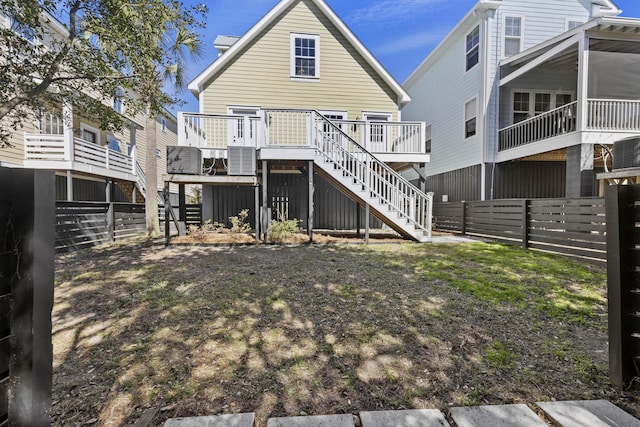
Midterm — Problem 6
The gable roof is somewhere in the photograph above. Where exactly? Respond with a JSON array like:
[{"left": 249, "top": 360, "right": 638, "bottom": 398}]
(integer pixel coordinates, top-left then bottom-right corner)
[
  {"left": 403, "top": 0, "right": 621, "bottom": 88},
  {"left": 188, "top": 0, "right": 411, "bottom": 105}
]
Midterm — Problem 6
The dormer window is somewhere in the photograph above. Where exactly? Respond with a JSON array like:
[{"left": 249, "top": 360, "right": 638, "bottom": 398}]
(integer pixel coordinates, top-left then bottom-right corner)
[{"left": 291, "top": 33, "right": 319, "bottom": 79}]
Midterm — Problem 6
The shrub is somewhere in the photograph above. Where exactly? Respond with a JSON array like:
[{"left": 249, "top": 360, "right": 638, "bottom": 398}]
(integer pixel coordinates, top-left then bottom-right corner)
[
  {"left": 229, "top": 209, "right": 251, "bottom": 234},
  {"left": 268, "top": 216, "right": 302, "bottom": 242}
]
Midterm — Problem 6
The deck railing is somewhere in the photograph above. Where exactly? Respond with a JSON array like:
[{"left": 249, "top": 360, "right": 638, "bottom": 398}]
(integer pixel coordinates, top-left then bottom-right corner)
[
  {"left": 499, "top": 101, "right": 577, "bottom": 151},
  {"left": 179, "top": 112, "right": 261, "bottom": 148},
  {"left": 24, "top": 134, "right": 134, "bottom": 174},
  {"left": 499, "top": 99, "right": 640, "bottom": 151},
  {"left": 586, "top": 99, "right": 640, "bottom": 131},
  {"left": 178, "top": 111, "right": 426, "bottom": 154}
]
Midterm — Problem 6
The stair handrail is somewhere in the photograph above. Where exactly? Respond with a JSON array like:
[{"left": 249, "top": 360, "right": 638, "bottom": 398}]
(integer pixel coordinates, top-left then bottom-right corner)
[{"left": 268, "top": 109, "right": 432, "bottom": 239}]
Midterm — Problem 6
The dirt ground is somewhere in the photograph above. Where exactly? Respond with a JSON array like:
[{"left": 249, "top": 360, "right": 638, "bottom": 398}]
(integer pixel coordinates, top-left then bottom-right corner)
[{"left": 52, "top": 237, "right": 640, "bottom": 426}]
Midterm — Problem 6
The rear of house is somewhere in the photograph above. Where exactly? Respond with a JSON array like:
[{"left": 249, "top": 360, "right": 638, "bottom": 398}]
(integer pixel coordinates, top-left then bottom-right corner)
[{"left": 178, "top": 0, "right": 433, "bottom": 240}]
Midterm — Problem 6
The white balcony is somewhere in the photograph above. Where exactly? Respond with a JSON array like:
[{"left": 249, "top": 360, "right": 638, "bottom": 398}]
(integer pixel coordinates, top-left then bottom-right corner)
[
  {"left": 498, "top": 99, "right": 640, "bottom": 160},
  {"left": 23, "top": 133, "right": 136, "bottom": 181},
  {"left": 178, "top": 110, "right": 429, "bottom": 165}
]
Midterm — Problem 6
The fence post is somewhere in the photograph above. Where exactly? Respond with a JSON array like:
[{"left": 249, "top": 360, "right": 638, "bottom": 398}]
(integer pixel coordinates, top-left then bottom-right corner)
[
  {"left": 605, "top": 184, "right": 636, "bottom": 388},
  {"left": 522, "top": 199, "right": 529, "bottom": 248},
  {"left": 461, "top": 201, "right": 467, "bottom": 235}
]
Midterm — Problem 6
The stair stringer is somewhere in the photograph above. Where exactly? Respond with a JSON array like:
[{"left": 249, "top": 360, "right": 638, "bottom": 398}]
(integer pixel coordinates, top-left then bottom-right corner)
[{"left": 312, "top": 155, "right": 429, "bottom": 242}]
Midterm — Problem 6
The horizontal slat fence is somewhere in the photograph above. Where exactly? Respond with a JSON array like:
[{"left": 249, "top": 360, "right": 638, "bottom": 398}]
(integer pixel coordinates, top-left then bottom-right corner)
[
  {"left": 606, "top": 185, "right": 640, "bottom": 388},
  {"left": 55, "top": 202, "right": 147, "bottom": 253},
  {"left": 433, "top": 198, "right": 606, "bottom": 264}
]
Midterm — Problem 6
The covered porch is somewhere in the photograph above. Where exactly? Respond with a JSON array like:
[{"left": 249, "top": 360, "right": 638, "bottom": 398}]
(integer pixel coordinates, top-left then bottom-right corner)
[
  {"left": 22, "top": 102, "right": 143, "bottom": 201},
  {"left": 497, "top": 17, "right": 640, "bottom": 163}
]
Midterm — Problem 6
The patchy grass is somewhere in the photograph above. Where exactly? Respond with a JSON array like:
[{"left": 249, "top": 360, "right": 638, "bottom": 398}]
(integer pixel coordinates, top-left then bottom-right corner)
[{"left": 52, "top": 239, "right": 638, "bottom": 426}]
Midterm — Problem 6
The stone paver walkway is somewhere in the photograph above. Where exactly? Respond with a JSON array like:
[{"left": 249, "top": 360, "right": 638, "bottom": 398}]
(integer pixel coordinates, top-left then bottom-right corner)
[{"left": 163, "top": 400, "right": 640, "bottom": 427}]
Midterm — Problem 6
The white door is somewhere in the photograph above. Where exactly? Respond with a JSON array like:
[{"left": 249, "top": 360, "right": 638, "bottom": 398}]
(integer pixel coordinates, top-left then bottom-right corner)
[
  {"left": 228, "top": 107, "right": 260, "bottom": 146},
  {"left": 363, "top": 113, "right": 391, "bottom": 152}
]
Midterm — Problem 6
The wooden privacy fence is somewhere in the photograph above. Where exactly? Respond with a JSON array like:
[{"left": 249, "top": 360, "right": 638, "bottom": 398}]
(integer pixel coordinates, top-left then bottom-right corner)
[
  {"left": 55, "top": 202, "right": 146, "bottom": 252},
  {"left": 433, "top": 198, "right": 607, "bottom": 263},
  {"left": 606, "top": 185, "right": 640, "bottom": 387}
]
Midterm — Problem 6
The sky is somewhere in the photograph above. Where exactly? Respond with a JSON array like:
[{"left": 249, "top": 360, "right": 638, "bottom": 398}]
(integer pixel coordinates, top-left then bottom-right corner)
[{"left": 173, "top": 0, "right": 640, "bottom": 115}]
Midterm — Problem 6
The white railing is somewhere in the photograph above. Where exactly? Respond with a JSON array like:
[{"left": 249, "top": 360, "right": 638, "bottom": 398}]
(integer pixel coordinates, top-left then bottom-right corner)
[
  {"left": 135, "top": 162, "right": 163, "bottom": 204},
  {"left": 587, "top": 99, "right": 640, "bottom": 131},
  {"left": 260, "top": 109, "right": 433, "bottom": 238},
  {"left": 179, "top": 112, "right": 261, "bottom": 148},
  {"left": 499, "top": 101, "right": 577, "bottom": 151},
  {"left": 24, "top": 134, "right": 133, "bottom": 175},
  {"left": 178, "top": 111, "right": 426, "bottom": 154},
  {"left": 335, "top": 120, "right": 425, "bottom": 153}
]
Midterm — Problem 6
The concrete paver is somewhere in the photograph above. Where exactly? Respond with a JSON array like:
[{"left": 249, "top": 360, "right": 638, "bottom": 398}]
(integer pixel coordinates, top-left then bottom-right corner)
[
  {"left": 164, "top": 413, "right": 255, "bottom": 427},
  {"left": 537, "top": 400, "right": 640, "bottom": 427},
  {"left": 449, "top": 404, "right": 547, "bottom": 427},
  {"left": 266, "top": 414, "right": 355, "bottom": 427},
  {"left": 360, "top": 409, "right": 450, "bottom": 426}
]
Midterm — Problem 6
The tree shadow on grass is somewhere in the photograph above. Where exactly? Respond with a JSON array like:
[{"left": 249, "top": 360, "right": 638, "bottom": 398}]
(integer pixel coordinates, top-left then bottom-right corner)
[{"left": 51, "top": 241, "right": 619, "bottom": 426}]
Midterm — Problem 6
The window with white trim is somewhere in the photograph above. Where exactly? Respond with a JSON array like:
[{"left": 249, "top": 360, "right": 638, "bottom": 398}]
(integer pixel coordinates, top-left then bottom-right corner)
[
  {"left": 9, "top": 16, "right": 35, "bottom": 43},
  {"left": 80, "top": 123, "right": 100, "bottom": 145},
  {"left": 37, "top": 111, "right": 64, "bottom": 135},
  {"left": 113, "top": 88, "right": 123, "bottom": 113},
  {"left": 504, "top": 16, "right": 522, "bottom": 57},
  {"left": 291, "top": 33, "right": 319, "bottom": 78},
  {"left": 511, "top": 90, "right": 574, "bottom": 124},
  {"left": 465, "top": 98, "right": 477, "bottom": 139},
  {"left": 466, "top": 26, "right": 480, "bottom": 71},
  {"left": 425, "top": 124, "right": 432, "bottom": 153}
]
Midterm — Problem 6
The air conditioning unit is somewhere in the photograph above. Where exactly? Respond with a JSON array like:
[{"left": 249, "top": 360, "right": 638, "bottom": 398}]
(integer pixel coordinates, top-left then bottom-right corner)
[
  {"left": 166, "top": 146, "right": 202, "bottom": 175},
  {"left": 228, "top": 146, "right": 256, "bottom": 176},
  {"left": 613, "top": 137, "right": 640, "bottom": 170}
]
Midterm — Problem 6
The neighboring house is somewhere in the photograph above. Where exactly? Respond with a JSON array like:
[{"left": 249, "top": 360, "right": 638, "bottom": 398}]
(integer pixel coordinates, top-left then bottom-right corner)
[
  {"left": 402, "top": 0, "right": 640, "bottom": 201},
  {"left": 179, "top": 0, "right": 433, "bottom": 240},
  {"left": 0, "top": 11, "right": 177, "bottom": 204}
]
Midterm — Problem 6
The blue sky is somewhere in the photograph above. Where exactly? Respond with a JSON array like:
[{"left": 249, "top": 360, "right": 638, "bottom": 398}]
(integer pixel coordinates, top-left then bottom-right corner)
[{"left": 175, "top": 0, "right": 640, "bottom": 114}]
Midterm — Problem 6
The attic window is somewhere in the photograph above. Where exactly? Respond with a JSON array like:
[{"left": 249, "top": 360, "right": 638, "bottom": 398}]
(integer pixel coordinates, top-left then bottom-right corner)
[{"left": 291, "top": 33, "right": 319, "bottom": 79}]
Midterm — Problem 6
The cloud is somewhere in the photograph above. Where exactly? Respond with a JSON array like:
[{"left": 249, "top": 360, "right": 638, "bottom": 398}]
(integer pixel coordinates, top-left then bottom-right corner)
[
  {"left": 374, "top": 29, "right": 449, "bottom": 55},
  {"left": 347, "top": 0, "right": 445, "bottom": 27}
]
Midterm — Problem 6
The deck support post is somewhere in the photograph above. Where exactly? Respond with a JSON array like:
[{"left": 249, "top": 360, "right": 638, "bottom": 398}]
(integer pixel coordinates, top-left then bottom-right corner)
[
  {"left": 178, "top": 184, "right": 186, "bottom": 236},
  {"left": 106, "top": 178, "right": 114, "bottom": 241},
  {"left": 308, "top": 161, "right": 314, "bottom": 243},
  {"left": 365, "top": 203, "right": 370, "bottom": 244},
  {"left": 66, "top": 170, "right": 73, "bottom": 201},
  {"left": 164, "top": 181, "right": 170, "bottom": 246},
  {"left": 254, "top": 185, "right": 260, "bottom": 242},
  {"left": 262, "top": 160, "right": 268, "bottom": 243},
  {"left": 356, "top": 202, "right": 361, "bottom": 237}
]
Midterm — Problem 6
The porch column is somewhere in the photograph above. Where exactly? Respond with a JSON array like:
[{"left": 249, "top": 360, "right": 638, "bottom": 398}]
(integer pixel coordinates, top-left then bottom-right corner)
[
  {"left": 254, "top": 185, "right": 260, "bottom": 242},
  {"left": 66, "top": 171, "right": 73, "bottom": 201},
  {"left": 130, "top": 125, "right": 138, "bottom": 175},
  {"left": 262, "top": 160, "right": 269, "bottom": 243},
  {"left": 308, "top": 161, "right": 314, "bottom": 243},
  {"left": 577, "top": 32, "right": 590, "bottom": 132},
  {"left": 566, "top": 144, "right": 595, "bottom": 197},
  {"left": 62, "top": 101, "right": 74, "bottom": 161}
]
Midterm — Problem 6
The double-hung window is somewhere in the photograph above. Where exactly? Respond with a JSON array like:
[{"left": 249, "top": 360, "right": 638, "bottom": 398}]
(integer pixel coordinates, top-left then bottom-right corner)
[
  {"left": 504, "top": 16, "right": 523, "bottom": 57},
  {"left": 466, "top": 26, "right": 480, "bottom": 71},
  {"left": 291, "top": 33, "right": 319, "bottom": 78},
  {"left": 465, "top": 98, "right": 478, "bottom": 139}
]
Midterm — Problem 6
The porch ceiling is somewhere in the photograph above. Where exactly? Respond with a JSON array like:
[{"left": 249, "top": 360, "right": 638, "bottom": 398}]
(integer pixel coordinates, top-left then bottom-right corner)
[{"left": 520, "top": 146, "right": 610, "bottom": 168}]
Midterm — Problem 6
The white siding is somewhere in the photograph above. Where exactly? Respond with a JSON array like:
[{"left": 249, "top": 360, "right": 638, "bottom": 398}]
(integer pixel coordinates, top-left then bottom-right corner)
[
  {"left": 403, "top": 0, "right": 594, "bottom": 177},
  {"left": 403, "top": 17, "right": 485, "bottom": 176}
]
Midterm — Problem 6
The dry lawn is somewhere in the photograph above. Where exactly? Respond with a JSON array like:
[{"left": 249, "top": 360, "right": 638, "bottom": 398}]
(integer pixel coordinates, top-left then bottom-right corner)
[{"left": 52, "top": 238, "right": 640, "bottom": 426}]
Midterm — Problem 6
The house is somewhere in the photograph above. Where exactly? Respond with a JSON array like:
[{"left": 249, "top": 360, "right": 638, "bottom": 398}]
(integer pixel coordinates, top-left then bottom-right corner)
[
  {"left": 402, "top": 0, "right": 640, "bottom": 201},
  {"left": 0, "top": 11, "right": 177, "bottom": 204},
  {"left": 178, "top": 0, "right": 433, "bottom": 241}
]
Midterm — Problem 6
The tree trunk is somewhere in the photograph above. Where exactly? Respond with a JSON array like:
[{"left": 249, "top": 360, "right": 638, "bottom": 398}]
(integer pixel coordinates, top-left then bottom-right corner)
[{"left": 145, "top": 108, "right": 160, "bottom": 236}]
